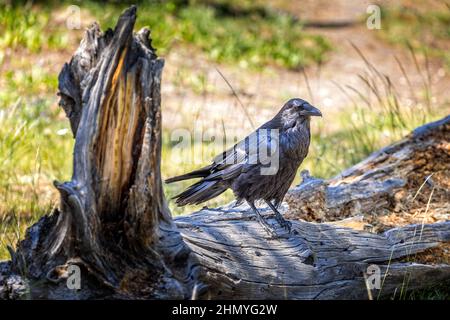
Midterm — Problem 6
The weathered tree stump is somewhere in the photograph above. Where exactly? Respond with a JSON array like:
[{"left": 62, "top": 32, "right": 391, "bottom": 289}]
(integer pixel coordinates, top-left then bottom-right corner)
[
  {"left": 0, "top": 6, "right": 449, "bottom": 300},
  {"left": 1, "top": 6, "right": 196, "bottom": 299}
]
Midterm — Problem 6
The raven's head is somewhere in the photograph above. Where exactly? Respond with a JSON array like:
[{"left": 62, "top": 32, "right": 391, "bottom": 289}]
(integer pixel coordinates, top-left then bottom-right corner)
[{"left": 278, "top": 98, "right": 322, "bottom": 130}]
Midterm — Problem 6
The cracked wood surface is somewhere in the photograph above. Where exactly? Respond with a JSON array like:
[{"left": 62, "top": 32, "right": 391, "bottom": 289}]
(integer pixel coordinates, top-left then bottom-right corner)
[
  {"left": 2, "top": 6, "right": 195, "bottom": 299},
  {"left": 175, "top": 204, "right": 450, "bottom": 299}
]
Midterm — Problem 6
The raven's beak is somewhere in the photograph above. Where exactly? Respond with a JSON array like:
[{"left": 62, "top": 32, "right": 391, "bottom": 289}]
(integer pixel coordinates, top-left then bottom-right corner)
[{"left": 300, "top": 104, "right": 322, "bottom": 117}]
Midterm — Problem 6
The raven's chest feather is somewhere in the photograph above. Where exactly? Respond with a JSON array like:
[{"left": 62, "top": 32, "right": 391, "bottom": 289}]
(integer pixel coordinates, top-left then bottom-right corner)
[
  {"left": 231, "top": 122, "right": 310, "bottom": 202},
  {"left": 279, "top": 122, "right": 311, "bottom": 161},
  {"left": 231, "top": 159, "right": 301, "bottom": 203}
]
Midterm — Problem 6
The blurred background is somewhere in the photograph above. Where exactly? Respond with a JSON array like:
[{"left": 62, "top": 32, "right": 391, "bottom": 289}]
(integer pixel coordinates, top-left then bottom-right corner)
[{"left": 0, "top": 0, "right": 449, "bottom": 260}]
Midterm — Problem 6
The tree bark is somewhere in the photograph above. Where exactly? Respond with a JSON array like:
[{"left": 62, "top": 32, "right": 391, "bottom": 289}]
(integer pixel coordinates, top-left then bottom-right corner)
[{"left": 0, "top": 6, "right": 449, "bottom": 300}]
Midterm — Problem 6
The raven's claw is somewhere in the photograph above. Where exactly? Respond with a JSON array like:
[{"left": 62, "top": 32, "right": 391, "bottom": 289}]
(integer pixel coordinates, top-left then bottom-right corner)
[
  {"left": 256, "top": 214, "right": 279, "bottom": 238},
  {"left": 275, "top": 214, "right": 292, "bottom": 233}
]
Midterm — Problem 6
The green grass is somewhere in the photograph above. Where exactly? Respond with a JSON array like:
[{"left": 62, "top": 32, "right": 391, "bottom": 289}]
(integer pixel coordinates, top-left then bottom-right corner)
[
  {"left": 0, "top": 3, "right": 69, "bottom": 53},
  {"left": 0, "top": 98, "right": 74, "bottom": 259},
  {"left": 81, "top": 0, "right": 331, "bottom": 70},
  {"left": 405, "top": 283, "right": 450, "bottom": 300},
  {"left": 379, "top": 4, "right": 450, "bottom": 69},
  {"left": 1, "top": 1, "right": 331, "bottom": 70}
]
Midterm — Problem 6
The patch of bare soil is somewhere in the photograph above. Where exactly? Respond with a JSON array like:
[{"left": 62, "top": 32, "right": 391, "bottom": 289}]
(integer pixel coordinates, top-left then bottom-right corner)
[{"left": 160, "top": 0, "right": 450, "bottom": 139}]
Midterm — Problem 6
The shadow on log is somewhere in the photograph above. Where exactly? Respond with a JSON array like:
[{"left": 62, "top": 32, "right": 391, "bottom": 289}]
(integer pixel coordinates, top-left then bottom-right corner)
[{"left": 0, "top": 6, "right": 449, "bottom": 300}]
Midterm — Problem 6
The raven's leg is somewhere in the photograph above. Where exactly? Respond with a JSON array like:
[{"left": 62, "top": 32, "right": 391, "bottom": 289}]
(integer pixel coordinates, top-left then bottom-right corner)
[
  {"left": 265, "top": 200, "right": 292, "bottom": 233},
  {"left": 247, "top": 200, "right": 278, "bottom": 237}
]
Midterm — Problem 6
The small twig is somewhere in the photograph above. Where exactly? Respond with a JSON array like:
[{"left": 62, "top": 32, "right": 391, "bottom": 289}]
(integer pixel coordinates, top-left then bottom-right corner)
[
  {"left": 215, "top": 68, "right": 255, "bottom": 129},
  {"left": 301, "top": 68, "right": 314, "bottom": 104}
]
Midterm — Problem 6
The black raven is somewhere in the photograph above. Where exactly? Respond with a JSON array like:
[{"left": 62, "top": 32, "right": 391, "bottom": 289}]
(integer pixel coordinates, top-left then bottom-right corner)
[{"left": 166, "top": 98, "right": 322, "bottom": 236}]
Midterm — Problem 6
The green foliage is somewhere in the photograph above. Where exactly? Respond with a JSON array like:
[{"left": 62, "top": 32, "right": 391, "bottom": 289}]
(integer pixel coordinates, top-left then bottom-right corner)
[
  {"left": 82, "top": 0, "right": 331, "bottom": 70},
  {"left": 405, "top": 283, "right": 450, "bottom": 300},
  {"left": 0, "top": 0, "right": 331, "bottom": 69},
  {"left": 0, "top": 4, "right": 69, "bottom": 52},
  {"left": 0, "top": 98, "right": 73, "bottom": 259}
]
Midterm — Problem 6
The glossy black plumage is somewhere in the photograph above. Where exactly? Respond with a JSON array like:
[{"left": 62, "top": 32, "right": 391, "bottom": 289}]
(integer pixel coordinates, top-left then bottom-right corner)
[{"left": 166, "top": 98, "right": 321, "bottom": 235}]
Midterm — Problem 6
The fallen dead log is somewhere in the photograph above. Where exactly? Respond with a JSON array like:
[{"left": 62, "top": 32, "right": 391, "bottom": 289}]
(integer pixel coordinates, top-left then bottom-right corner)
[
  {"left": 0, "top": 6, "right": 449, "bottom": 300},
  {"left": 177, "top": 207, "right": 449, "bottom": 299},
  {"left": 285, "top": 115, "right": 450, "bottom": 229}
]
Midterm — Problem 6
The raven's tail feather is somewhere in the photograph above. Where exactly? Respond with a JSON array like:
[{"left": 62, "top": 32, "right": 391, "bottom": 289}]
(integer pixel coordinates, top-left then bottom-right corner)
[
  {"left": 173, "top": 180, "right": 228, "bottom": 206},
  {"left": 165, "top": 165, "right": 213, "bottom": 184}
]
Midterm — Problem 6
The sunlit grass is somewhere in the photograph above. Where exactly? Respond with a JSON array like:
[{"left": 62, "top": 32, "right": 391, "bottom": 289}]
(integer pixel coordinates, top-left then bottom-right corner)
[
  {"left": 68, "top": 0, "right": 332, "bottom": 70},
  {"left": 0, "top": 3, "right": 69, "bottom": 53},
  {"left": 0, "top": 98, "right": 73, "bottom": 259}
]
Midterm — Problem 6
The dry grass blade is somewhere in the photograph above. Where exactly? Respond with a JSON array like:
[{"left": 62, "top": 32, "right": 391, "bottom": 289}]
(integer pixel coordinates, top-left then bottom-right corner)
[
  {"left": 412, "top": 173, "right": 435, "bottom": 202},
  {"left": 350, "top": 41, "right": 388, "bottom": 86},
  {"left": 357, "top": 74, "right": 383, "bottom": 107},
  {"left": 345, "top": 84, "right": 372, "bottom": 108},
  {"left": 394, "top": 54, "right": 417, "bottom": 104},
  {"left": 331, "top": 80, "right": 359, "bottom": 108},
  {"left": 301, "top": 67, "right": 314, "bottom": 104},
  {"left": 215, "top": 67, "right": 255, "bottom": 129},
  {"left": 406, "top": 42, "right": 432, "bottom": 111}
]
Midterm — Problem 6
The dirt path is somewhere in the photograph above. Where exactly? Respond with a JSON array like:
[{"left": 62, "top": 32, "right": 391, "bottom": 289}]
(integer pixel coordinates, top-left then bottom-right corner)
[{"left": 161, "top": 0, "right": 450, "bottom": 136}]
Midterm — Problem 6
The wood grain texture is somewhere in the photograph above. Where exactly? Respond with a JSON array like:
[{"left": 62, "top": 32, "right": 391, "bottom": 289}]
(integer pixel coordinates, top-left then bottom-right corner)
[{"left": 176, "top": 204, "right": 450, "bottom": 299}]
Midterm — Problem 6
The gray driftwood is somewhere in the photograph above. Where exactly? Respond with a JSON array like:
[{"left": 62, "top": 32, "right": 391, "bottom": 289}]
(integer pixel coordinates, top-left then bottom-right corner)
[{"left": 0, "top": 6, "right": 449, "bottom": 300}]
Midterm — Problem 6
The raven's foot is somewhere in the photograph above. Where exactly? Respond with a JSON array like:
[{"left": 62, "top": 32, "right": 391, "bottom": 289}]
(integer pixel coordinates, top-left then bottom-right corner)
[
  {"left": 272, "top": 209, "right": 292, "bottom": 233},
  {"left": 275, "top": 214, "right": 292, "bottom": 233},
  {"left": 255, "top": 213, "right": 278, "bottom": 238},
  {"left": 247, "top": 200, "right": 280, "bottom": 238},
  {"left": 264, "top": 200, "right": 292, "bottom": 233}
]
